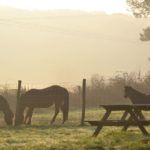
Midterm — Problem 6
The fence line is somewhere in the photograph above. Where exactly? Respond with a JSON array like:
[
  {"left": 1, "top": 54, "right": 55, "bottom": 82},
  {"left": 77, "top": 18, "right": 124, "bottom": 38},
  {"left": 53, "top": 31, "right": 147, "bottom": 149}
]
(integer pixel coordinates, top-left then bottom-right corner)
[{"left": 0, "top": 81, "right": 82, "bottom": 91}]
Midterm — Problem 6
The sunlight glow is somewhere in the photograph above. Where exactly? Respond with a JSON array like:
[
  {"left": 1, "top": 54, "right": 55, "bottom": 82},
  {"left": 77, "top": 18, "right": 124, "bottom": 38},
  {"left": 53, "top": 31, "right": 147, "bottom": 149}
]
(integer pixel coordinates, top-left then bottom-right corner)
[{"left": 0, "top": 0, "right": 128, "bottom": 14}]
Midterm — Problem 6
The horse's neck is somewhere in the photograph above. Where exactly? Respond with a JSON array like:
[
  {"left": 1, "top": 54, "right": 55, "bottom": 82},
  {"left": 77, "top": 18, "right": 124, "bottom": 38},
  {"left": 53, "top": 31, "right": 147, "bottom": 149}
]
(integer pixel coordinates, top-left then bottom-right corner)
[
  {"left": 3, "top": 107, "right": 11, "bottom": 115},
  {"left": 132, "top": 89, "right": 144, "bottom": 96},
  {"left": 129, "top": 90, "right": 146, "bottom": 104}
]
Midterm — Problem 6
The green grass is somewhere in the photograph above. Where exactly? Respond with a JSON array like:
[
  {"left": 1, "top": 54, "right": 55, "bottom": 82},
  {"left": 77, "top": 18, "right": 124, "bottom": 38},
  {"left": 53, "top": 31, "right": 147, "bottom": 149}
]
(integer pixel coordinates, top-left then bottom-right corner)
[{"left": 0, "top": 109, "right": 150, "bottom": 150}]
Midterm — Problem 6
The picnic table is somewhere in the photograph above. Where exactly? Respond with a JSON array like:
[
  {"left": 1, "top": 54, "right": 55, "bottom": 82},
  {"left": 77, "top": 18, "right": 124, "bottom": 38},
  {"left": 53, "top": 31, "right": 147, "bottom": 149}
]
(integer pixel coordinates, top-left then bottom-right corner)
[{"left": 85, "top": 104, "right": 150, "bottom": 137}]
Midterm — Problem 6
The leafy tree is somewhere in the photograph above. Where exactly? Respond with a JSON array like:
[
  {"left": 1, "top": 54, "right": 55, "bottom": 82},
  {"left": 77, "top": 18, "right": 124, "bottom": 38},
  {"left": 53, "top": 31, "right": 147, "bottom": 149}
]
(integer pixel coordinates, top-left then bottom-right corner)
[
  {"left": 127, "top": 0, "right": 150, "bottom": 41},
  {"left": 128, "top": 0, "right": 150, "bottom": 17}
]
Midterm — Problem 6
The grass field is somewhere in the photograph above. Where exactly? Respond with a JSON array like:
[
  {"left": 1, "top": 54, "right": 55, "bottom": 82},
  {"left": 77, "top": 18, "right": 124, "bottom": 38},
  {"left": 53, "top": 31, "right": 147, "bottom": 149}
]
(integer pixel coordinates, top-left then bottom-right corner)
[{"left": 0, "top": 109, "right": 150, "bottom": 150}]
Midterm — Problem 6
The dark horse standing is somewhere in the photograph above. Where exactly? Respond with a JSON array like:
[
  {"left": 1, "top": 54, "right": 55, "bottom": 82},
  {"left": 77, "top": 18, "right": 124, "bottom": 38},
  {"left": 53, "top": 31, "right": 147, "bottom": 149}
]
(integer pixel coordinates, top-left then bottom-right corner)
[
  {"left": 124, "top": 86, "right": 150, "bottom": 120},
  {"left": 0, "top": 95, "right": 14, "bottom": 125},
  {"left": 17, "top": 85, "right": 69, "bottom": 125},
  {"left": 124, "top": 86, "right": 150, "bottom": 104}
]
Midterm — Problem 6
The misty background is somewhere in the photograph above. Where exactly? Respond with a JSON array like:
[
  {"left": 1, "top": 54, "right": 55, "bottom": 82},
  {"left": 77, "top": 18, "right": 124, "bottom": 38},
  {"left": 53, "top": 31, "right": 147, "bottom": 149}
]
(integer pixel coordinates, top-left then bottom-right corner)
[
  {"left": 0, "top": 7, "right": 150, "bottom": 110},
  {"left": 0, "top": 8, "right": 150, "bottom": 85}
]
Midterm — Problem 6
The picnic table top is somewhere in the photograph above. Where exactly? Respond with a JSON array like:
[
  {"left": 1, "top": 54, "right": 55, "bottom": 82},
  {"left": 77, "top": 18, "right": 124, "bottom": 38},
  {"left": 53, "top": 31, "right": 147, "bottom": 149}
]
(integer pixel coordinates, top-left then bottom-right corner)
[{"left": 99, "top": 104, "right": 150, "bottom": 110}]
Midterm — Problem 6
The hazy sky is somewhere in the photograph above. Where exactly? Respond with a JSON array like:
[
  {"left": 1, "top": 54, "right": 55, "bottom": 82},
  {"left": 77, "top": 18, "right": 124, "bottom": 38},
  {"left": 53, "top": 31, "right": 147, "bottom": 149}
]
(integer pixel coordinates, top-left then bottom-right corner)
[
  {"left": 0, "top": 0, "right": 129, "bottom": 14},
  {"left": 0, "top": 2, "right": 150, "bottom": 88}
]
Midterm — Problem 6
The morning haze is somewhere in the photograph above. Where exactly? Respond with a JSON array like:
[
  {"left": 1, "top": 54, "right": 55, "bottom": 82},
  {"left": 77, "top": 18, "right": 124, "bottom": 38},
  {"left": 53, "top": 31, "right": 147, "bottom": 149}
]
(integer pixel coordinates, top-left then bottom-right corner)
[{"left": 0, "top": 7, "right": 150, "bottom": 85}]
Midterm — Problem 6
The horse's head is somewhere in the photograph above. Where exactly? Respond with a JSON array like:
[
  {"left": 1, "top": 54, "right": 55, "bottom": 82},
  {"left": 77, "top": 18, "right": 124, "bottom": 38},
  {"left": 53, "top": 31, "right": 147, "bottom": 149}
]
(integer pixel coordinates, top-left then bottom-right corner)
[
  {"left": 124, "top": 86, "right": 133, "bottom": 98},
  {"left": 4, "top": 109, "right": 14, "bottom": 125}
]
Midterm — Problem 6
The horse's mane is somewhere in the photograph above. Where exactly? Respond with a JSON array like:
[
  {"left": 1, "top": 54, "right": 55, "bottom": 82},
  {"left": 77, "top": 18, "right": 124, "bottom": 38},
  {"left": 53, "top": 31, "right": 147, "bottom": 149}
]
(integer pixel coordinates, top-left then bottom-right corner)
[{"left": 125, "top": 86, "right": 150, "bottom": 104}]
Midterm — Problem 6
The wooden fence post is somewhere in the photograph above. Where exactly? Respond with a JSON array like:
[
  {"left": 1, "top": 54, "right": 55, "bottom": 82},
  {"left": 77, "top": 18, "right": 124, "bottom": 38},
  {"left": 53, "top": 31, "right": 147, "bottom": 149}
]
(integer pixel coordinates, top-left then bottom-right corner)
[
  {"left": 81, "top": 79, "right": 86, "bottom": 126},
  {"left": 15, "top": 80, "right": 22, "bottom": 126}
]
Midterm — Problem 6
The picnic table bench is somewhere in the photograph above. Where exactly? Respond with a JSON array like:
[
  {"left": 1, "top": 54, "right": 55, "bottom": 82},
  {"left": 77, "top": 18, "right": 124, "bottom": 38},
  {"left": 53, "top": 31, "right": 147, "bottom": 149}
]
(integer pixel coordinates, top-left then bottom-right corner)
[{"left": 85, "top": 104, "right": 150, "bottom": 137}]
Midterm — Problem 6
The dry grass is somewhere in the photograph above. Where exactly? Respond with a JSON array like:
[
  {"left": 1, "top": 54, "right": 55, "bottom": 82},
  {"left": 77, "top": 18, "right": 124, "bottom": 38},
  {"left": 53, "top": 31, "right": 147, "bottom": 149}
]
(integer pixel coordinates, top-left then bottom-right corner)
[{"left": 0, "top": 109, "right": 150, "bottom": 150}]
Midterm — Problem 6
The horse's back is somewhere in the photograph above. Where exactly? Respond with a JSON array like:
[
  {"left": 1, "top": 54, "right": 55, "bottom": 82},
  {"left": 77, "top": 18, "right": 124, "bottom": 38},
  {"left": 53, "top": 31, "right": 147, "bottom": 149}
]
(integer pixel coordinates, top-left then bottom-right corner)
[
  {"left": 20, "top": 85, "right": 69, "bottom": 107},
  {"left": 22, "top": 85, "right": 68, "bottom": 97}
]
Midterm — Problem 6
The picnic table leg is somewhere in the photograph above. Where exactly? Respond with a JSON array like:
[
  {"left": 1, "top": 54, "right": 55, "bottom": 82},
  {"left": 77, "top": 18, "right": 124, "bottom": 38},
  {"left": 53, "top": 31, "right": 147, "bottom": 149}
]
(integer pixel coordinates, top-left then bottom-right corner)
[
  {"left": 93, "top": 110, "right": 111, "bottom": 137},
  {"left": 122, "top": 115, "right": 132, "bottom": 131},
  {"left": 121, "top": 111, "right": 128, "bottom": 121},
  {"left": 122, "top": 110, "right": 145, "bottom": 131},
  {"left": 128, "top": 110, "right": 149, "bottom": 135},
  {"left": 134, "top": 110, "right": 145, "bottom": 120}
]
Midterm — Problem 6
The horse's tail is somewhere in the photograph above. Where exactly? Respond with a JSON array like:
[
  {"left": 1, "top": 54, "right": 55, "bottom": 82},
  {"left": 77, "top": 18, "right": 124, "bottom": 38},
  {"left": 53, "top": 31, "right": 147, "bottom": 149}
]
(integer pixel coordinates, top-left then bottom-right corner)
[{"left": 62, "top": 92, "right": 69, "bottom": 121}]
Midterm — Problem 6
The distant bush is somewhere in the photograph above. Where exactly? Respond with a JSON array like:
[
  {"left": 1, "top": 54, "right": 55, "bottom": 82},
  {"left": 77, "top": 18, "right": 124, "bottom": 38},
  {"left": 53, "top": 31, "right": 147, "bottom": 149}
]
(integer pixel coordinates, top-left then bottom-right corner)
[{"left": 1, "top": 71, "right": 150, "bottom": 110}]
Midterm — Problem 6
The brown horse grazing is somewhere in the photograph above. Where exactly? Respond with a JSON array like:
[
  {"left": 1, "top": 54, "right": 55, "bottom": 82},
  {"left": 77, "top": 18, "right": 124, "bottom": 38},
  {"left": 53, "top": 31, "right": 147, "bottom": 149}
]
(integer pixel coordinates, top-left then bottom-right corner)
[
  {"left": 17, "top": 85, "right": 69, "bottom": 125},
  {"left": 0, "top": 95, "right": 14, "bottom": 125},
  {"left": 124, "top": 86, "right": 150, "bottom": 104}
]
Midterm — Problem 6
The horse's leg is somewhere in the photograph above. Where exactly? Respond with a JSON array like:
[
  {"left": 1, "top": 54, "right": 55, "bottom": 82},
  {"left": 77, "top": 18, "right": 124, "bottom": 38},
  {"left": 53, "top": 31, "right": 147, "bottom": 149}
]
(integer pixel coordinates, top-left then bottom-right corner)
[
  {"left": 26, "top": 107, "right": 34, "bottom": 125},
  {"left": 24, "top": 107, "right": 34, "bottom": 125},
  {"left": 24, "top": 108, "right": 29, "bottom": 124},
  {"left": 50, "top": 104, "right": 60, "bottom": 124},
  {"left": 61, "top": 105, "right": 65, "bottom": 124}
]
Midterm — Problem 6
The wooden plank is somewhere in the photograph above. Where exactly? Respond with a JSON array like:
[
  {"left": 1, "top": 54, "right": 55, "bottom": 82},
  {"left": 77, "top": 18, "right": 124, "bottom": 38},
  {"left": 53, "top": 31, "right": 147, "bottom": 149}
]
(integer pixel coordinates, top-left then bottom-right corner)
[
  {"left": 81, "top": 79, "right": 86, "bottom": 126},
  {"left": 121, "top": 111, "right": 129, "bottom": 121},
  {"left": 93, "top": 110, "right": 111, "bottom": 137},
  {"left": 15, "top": 80, "right": 22, "bottom": 126},
  {"left": 100, "top": 105, "right": 132, "bottom": 111},
  {"left": 133, "top": 105, "right": 150, "bottom": 111},
  {"left": 128, "top": 109, "right": 149, "bottom": 135},
  {"left": 85, "top": 120, "right": 150, "bottom": 126},
  {"left": 123, "top": 109, "right": 145, "bottom": 131},
  {"left": 100, "top": 104, "right": 150, "bottom": 111}
]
